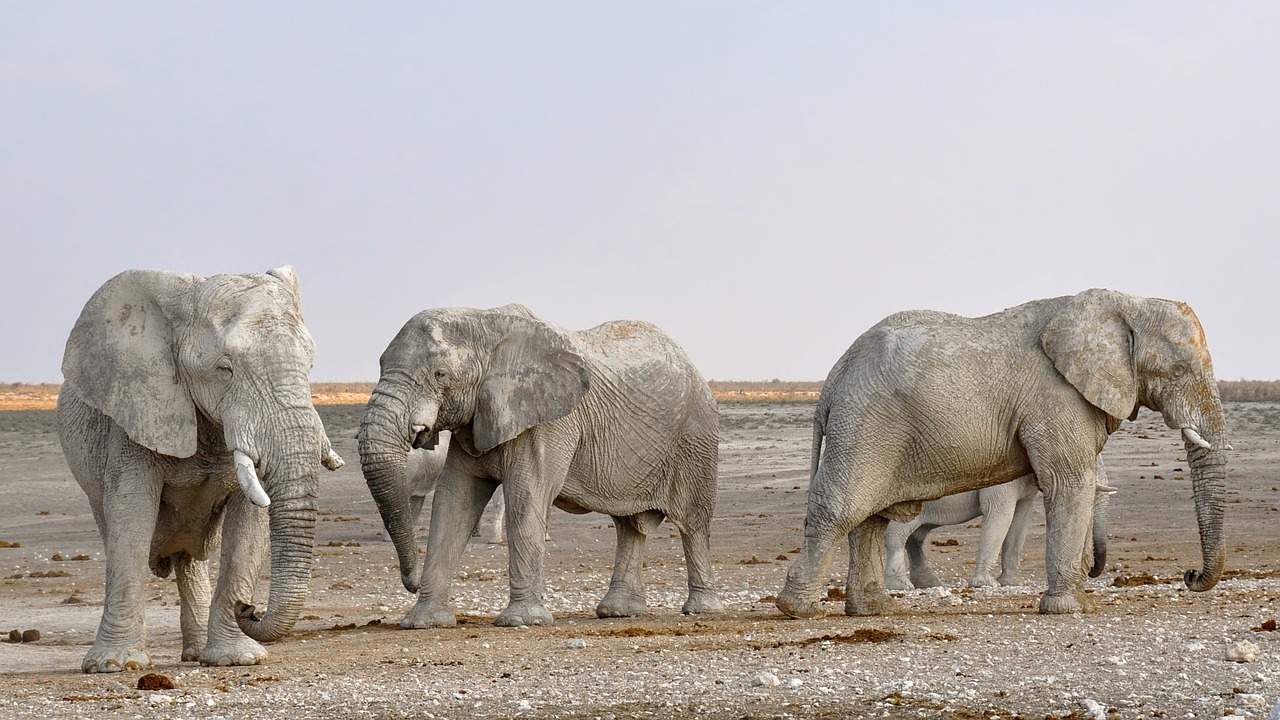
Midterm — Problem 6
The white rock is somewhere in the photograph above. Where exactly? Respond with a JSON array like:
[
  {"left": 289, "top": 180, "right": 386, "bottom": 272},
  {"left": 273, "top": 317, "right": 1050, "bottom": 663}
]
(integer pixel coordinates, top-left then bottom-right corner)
[
  {"left": 1080, "top": 698, "right": 1106, "bottom": 720},
  {"left": 564, "top": 638, "right": 587, "bottom": 649},
  {"left": 149, "top": 694, "right": 175, "bottom": 705},
  {"left": 786, "top": 678, "right": 804, "bottom": 689},
  {"left": 515, "top": 699, "right": 533, "bottom": 713},
  {"left": 1236, "top": 694, "right": 1266, "bottom": 708},
  {"left": 1226, "top": 640, "right": 1261, "bottom": 663},
  {"left": 752, "top": 672, "right": 781, "bottom": 688}
]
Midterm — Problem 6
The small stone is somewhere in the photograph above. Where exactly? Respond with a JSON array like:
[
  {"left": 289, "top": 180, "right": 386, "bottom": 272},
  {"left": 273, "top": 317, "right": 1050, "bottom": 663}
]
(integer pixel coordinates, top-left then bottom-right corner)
[
  {"left": 752, "top": 672, "right": 781, "bottom": 688},
  {"left": 786, "top": 678, "right": 804, "bottom": 689},
  {"left": 1236, "top": 694, "right": 1266, "bottom": 709},
  {"left": 1226, "top": 639, "right": 1261, "bottom": 663},
  {"left": 138, "top": 673, "right": 176, "bottom": 690},
  {"left": 564, "top": 638, "right": 587, "bottom": 649},
  {"left": 1080, "top": 698, "right": 1106, "bottom": 720},
  {"left": 148, "top": 694, "right": 174, "bottom": 705},
  {"left": 20, "top": 629, "right": 39, "bottom": 643},
  {"left": 515, "top": 699, "right": 533, "bottom": 713}
]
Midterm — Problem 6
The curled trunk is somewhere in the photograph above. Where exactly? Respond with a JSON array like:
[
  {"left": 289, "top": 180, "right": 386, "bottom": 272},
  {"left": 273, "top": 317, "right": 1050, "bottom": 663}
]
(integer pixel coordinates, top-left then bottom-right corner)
[
  {"left": 359, "top": 392, "right": 420, "bottom": 593},
  {"left": 1088, "top": 491, "right": 1109, "bottom": 578},
  {"left": 237, "top": 446, "right": 319, "bottom": 642},
  {"left": 1183, "top": 438, "right": 1227, "bottom": 592}
]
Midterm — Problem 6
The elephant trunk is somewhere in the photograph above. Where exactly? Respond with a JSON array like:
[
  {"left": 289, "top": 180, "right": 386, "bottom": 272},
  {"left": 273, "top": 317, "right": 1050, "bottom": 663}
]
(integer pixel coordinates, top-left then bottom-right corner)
[
  {"left": 359, "top": 389, "right": 421, "bottom": 593},
  {"left": 1183, "top": 432, "right": 1227, "bottom": 592},
  {"left": 236, "top": 441, "right": 321, "bottom": 642},
  {"left": 1088, "top": 489, "right": 1110, "bottom": 578}
]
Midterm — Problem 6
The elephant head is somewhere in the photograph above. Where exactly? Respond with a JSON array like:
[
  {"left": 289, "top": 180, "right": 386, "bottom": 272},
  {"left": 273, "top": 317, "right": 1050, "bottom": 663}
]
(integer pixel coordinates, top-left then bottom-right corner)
[
  {"left": 62, "top": 266, "right": 339, "bottom": 642},
  {"left": 1042, "top": 288, "right": 1228, "bottom": 592},
  {"left": 358, "top": 304, "right": 590, "bottom": 592}
]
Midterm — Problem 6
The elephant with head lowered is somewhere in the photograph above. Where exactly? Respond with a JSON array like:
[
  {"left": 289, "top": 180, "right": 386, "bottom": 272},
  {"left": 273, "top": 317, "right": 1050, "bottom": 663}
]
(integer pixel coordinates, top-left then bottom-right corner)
[
  {"left": 58, "top": 267, "right": 343, "bottom": 672},
  {"left": 359, "top": 304, "right": 723, "bottom": 628},
  {"left": 883, "top": 465, "right": 1114, "bottom": 591},
  {"left": 777, "top": 289, "right": 1228, "bottom": 618}
]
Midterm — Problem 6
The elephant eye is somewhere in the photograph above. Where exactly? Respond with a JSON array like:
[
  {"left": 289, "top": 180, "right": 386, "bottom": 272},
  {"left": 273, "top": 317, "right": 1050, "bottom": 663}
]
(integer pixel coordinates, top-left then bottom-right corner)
[
  {"left": 215, "top": 358, "right": 233, "bottom": 376},
  {"left": 433, "top": 370, "right": 448, "bottom": 384},
  {"left": 1171, "top": 363, "right": 1189, "bottom": 378}
]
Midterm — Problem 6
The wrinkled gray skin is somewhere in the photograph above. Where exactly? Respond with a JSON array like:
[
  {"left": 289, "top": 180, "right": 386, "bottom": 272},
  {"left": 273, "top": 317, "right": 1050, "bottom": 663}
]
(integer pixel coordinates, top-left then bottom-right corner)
[
  {"left": 381, "top": 432, "right": 522, "bottom": 545},
  {"left": 777, "top": 289, "right": 1229, "bottom": 618},
  {"left": 883, "top": 466, "right": 1113, "bottom": 590},
  {"left": 359, "top": 305, "right": 723, "bottom": 628},
  {"left": 57, "top": 267, "right": 343, "bottom": 672}
]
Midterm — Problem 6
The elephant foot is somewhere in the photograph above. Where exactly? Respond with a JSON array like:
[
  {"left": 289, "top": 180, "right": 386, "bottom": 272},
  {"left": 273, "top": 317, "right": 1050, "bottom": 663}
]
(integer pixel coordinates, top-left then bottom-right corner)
[
  {"left": 681, "top": 589, "right": 724, "bottom": 615},
  {"left": 844, "top": 588, "right": 899, "bottom": 617},
  {"left": 775, "top": 589, "right": 826, "bottom": 619},
  {"left": 181, "top": 644, "right": 204, "bottom": 662},
  {"left": 496, "top": 600, "right": 554, "bottom": 627},
  {"left": 596, "top": 588, "right": 647, "bottom": 618},
  {"left": 200, "top": 637, "right": 268, "bottom": 667},
  {"left": 968, "top": 572, "right": 999, "bottom": 588},
  {"left": 1038, "top": 590, "right": 1096, "bottom": 614},
  {"left": 401, "top": 601, "right": 458, "bottom": 629},
  {"left": 884, "top": 573, "right": 915, "bottom": 591},
  {"left": 82, "top": 644, "right": 152, "bottom": 674},
  {"left": 997, "top": 573, "right": 1024, "bottom": 587},
  {"left": 909, "top": 568, "right": 943, "bottom": 589}
]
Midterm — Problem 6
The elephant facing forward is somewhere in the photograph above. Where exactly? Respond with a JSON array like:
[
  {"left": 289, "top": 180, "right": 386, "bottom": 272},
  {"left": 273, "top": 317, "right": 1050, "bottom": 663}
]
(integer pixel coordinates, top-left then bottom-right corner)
[
  {"left": 778, "top": 289, "right": 1228, "bottom": 618},
  {"left": 883, "top": 467, "right": 1114, "bottom": 591},
  {"left": 58, "top": 267, "right": 343, "bottom": 672},
  {"left": 359, "top": 304, "right": 723, "bottom": 628}
]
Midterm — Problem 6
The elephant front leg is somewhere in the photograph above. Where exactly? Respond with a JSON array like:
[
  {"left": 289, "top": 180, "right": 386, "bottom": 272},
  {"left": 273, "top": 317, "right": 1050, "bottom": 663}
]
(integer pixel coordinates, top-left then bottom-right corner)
[
  {"left": 904, "top": 524, "right": 943, "bottom": 589},
  {"left": 596, "top": 515, "right": 650, "bottom": 618},
  {"left": 82, "top": 467, "right": 160, "bottom": 673},
  {"left": 971, "top": 495, "right": 1019, "bottom": 588},
  {"left": 402, "top": 475, "right": 498, "bottom": 629},
  {"left": 494, "top": 481, "right": 556, "bottom": 627},
  {"left": 202, "top": 497, "right": 270, "bottom": 666},
  {"left": 882, "top": 519, "right": 918, "bottom": 591},
  {"left": 1037, "top": 472, "right": 1097, "bottom": 614},
  {"left": 845, "top": 515, "right": 898, "bottom": 616},
  {"left": 174, "top": 554, "right": 211, "bottom": 661}
]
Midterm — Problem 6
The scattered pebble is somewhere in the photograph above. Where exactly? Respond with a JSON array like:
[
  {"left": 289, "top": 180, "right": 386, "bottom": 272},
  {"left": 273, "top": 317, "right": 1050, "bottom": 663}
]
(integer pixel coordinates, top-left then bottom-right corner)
[
  {"left": 752, "top": 672, "right": 781, "bottom": 688},
  {"left": 1236, "top": 694, "right": 1267, "bottom": 709},
  {"left": 1226, "top": 639, "right": 1261, "bottom": 663},
  {"left": 786, "top": 678, "right": 803, "bottom": 689},
  {"left": 515, "top": 699, "right": 533, "bottom": 713},
  {"left": 564, "top": 638, "right": 587, "bottom": 649},
  {"left": 1080, "top": 698, "right": 1106, "bottom": 720}
]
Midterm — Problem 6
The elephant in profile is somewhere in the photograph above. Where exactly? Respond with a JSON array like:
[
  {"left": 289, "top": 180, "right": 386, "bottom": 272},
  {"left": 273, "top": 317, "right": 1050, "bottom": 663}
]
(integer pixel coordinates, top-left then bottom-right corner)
[
  {"left": 359, "top": 304, "right": 723, "bottom": 628},
  {"left": 883, "top": 467, "right": 1114, "bottom": 591},
  {"left": 58, "top": 267, "right": 344, "bottom": 672},
  {"left": 777, "top": 289, "right": 1229, "bottom": 618}
]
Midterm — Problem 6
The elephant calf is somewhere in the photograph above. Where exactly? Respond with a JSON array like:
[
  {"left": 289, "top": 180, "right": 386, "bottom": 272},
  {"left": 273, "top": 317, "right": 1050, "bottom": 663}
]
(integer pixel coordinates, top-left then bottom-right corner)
[{"left": 359, "top": 304, "right": 723, "bottom": 628}]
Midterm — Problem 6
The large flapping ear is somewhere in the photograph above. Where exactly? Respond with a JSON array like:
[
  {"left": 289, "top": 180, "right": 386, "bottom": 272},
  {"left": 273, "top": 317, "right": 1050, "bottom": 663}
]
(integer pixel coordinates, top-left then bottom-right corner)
[
  {"left": 62, "top": 270, "right": 200, "bottom": 458},
  {"left": 471, "top": 310, "right": 590, "bottom": 454},
  {"left": 1040, "top": 288, "right": 1139, "bottom": 421},
  {"left": 265, "top": 265, "right": 304, "bottom": 316}
]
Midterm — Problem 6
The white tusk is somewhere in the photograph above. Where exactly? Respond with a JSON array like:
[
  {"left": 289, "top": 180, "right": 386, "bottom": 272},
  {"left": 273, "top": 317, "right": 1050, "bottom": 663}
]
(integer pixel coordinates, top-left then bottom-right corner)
[
  {"left": 322, "top": 447, "right": 345, "bottom": 471},
  {"left": 234, "top": 450, "right": 271, "bottom": 508},
  {"left": 1181, "top": 426, "right": 1213, "bottom": 450},
  {"left": 1095, "top": 482, "right": 1118, "bottom": 494}
]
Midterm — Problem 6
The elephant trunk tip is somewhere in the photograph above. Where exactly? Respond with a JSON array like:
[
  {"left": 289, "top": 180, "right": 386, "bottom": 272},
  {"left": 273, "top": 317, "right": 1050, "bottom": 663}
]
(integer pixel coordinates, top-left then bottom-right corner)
[
  {"left": 402, "top": 565, "right": 421, "bottom": 595},
  {"left": 1183, "top": 568, "right": 1220, "bottom": 593},
  {"left": 235, "top": 601, "right": 294, "bottom": 643}
]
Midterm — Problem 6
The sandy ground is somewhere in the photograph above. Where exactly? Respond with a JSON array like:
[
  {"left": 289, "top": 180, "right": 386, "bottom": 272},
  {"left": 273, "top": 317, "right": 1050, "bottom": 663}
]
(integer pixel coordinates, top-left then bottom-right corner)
[{"left": 0, "top": 402, "right": 1277, "bottom": 719}]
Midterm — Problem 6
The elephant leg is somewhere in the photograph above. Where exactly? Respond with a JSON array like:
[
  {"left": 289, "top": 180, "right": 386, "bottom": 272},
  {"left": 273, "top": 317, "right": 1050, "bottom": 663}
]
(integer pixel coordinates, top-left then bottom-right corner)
[
  {"left": 403, "top": 472, "right": 498, "bottom": 629},
  {"left": 676, "top": 518, "right": 724, "bottom": 615},
  {"left": 484, "top": 486, "right": 506, "bottom": 544},
  {"left": 971, "top": 486, "right": 1020, "bottom": 588},
  {"left": 174, "top": 553, "right": 211, "bottom": 661},
  {"left": 82, "top": 450, "right": 160, "bottom": 674},
  {"left": 494, "top": 460, "right": 569, "bottom": 627},
  {"left": 997, "top": 493, "right": 1037, "bottom": 586},
  {"left": 904, "top": 523, "right": 943, "bottom": 589},
  {"left": 777, "top": 465, "right": 862, "bottom": 620},
  {"left": 1035, "top": 462, "right": 1098, "bottom": 614},
  {"left": 883, "top": 518, "right": 919, "bottom": 591},
  {"left": 596, "top": 513, "right": 653, "bottom": 618},
  {"left": 845, "top": 515, "right": 897, "bottom": 616},
  {"left": 201, "top": 496, "right": 270, "bottom": 666}
]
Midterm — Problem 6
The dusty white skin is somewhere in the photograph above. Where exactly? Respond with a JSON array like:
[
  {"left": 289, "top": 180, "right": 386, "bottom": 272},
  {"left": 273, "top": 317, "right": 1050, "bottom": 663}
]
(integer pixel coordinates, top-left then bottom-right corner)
[
  {"left": 57, "top": 266, "right": 342, "bottom": 673},
  {"left": 778, "top": 288, "right": 1229, "bottom": 619}
]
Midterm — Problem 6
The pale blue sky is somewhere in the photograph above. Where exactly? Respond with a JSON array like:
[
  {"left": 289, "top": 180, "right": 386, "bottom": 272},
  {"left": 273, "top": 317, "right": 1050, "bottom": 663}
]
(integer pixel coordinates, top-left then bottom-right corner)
[{"left": 2, "top": 3, "right": 1277, "bottom": 382}]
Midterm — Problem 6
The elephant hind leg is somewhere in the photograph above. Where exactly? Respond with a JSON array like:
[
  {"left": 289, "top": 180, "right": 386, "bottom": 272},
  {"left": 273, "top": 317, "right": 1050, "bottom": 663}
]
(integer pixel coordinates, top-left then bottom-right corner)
[
  {"left": 845, "top": 515, "right": 898, "bottom": 616},
  {"left": 596, "top": 512, "right": 660, "bottom": 618},
  {"left": 904, "top": 523, "right": 943, "bottom": 589},
  {"left": 174, "top": 553, "right": 211, "bottom": 662}
]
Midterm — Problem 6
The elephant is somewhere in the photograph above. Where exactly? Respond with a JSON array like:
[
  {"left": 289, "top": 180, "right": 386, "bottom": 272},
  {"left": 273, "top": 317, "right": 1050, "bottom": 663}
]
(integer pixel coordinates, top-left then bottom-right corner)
[
  {"left": 381, "top": 431, "right": 520, "bottom": 545},
  {"left": 57, "top": 266, "right": 344, "bottom": 672},
  {"left": 883, "top": 467, "right": 1115, "bottom": 591},
  {"left": 776, "top": 289, "right": 1229, "bottom": 618},
  {"left": 358, "top": 304, "right": 723, "bottom": 628}
]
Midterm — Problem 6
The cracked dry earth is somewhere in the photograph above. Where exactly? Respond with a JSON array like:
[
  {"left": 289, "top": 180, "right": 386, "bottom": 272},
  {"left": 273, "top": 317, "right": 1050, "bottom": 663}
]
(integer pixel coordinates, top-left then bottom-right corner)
[{"left": 0, "top": 402, "right": 1278, "bottom": 719}]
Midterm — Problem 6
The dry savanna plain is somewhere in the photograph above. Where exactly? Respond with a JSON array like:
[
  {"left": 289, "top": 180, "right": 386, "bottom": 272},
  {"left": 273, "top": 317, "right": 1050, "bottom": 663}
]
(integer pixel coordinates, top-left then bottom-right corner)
[{"left": 0, "top": 382, "right": 1277, "bottom": 719}]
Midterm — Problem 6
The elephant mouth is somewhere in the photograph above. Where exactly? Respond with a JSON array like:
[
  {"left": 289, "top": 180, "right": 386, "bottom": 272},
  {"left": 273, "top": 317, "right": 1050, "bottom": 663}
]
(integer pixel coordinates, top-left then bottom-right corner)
[{"left": 410, "top": 426, "right": 439, "bottom": 450}]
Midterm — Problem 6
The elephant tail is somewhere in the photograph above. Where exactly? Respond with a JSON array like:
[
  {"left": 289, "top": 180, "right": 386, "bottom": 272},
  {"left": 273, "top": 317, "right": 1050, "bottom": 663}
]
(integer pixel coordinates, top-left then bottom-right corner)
[{"left": 810, "top": 400, "right": 828, "bottom": 481}]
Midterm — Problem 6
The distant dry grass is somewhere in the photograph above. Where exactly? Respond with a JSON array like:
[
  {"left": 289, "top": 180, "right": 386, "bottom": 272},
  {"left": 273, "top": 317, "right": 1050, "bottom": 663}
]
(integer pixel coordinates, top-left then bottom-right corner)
[{"left": 2, "top": 379, "right": 1274, "bottom": 411}]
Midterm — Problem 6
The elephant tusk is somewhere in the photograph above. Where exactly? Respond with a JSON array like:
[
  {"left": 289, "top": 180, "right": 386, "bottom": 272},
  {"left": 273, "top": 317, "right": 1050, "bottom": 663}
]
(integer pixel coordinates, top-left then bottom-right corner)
[
  {"left": 322, "top": 447, "right": 345, "bottom": 471},
  {"left": 1095, "top": 482, "right": 1118, "bottom": 494},
  {"left": 1181, "top": 426, "right": 1213, "bottom": 451},
  {"left": 233, "top": 450, "right": 271, "bottom": 508}
]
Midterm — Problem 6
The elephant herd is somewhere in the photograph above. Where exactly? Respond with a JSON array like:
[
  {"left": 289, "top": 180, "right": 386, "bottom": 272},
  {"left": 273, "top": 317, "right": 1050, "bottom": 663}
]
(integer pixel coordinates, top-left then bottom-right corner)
[{"left": 55, "top": 267, "right": 1230, "bottom": 673}]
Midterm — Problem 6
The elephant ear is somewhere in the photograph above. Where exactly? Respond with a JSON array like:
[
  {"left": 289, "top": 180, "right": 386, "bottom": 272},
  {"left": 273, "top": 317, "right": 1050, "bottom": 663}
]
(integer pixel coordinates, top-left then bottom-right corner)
[
  {"left": 265, "top": 265, "right": 304, "bottom": 316},
  {"left": 62, "top": 270, "right": 200, "bottom": 458},
  {"left": 471, "top": 312, "right": 590, "bottom": 454},
  {"left": 1040, "top": 288, "right": 1139, "bottom": 421}
]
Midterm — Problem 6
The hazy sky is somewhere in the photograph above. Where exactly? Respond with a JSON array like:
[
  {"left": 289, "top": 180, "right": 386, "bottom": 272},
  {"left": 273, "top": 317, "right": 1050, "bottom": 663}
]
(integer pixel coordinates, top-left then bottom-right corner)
[{"left": 3, "top": 3, "right": 1277, "bottom": 382}]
